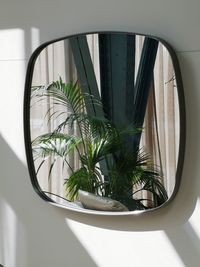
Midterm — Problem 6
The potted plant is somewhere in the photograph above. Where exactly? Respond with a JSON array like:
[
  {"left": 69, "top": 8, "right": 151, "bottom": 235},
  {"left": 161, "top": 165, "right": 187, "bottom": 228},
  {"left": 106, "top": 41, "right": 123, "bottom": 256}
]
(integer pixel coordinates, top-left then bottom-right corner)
[{"left": 31, "top": 78, "right": 168, "bottom": 211}]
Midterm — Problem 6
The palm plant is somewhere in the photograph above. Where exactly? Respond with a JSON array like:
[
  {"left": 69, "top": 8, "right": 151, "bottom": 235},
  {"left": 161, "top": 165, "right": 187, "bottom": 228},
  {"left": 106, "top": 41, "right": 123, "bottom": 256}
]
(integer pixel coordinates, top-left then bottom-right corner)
[{"left": 31, "top": 78, "right": 168, "bottom": 211}]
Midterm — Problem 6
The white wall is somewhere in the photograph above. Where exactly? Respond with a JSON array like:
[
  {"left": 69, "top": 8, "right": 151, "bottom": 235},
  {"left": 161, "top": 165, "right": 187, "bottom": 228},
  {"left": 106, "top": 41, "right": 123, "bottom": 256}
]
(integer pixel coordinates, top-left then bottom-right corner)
[{"left": 0, "top": 1, "right": 200, "bottom": 266}]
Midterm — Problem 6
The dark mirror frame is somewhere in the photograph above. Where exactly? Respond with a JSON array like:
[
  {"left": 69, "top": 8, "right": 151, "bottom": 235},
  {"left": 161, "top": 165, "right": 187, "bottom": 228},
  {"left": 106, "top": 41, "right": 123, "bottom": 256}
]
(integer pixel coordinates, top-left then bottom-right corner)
[{"left": 24, "top": 31, "right": 186, "bottom": 215}]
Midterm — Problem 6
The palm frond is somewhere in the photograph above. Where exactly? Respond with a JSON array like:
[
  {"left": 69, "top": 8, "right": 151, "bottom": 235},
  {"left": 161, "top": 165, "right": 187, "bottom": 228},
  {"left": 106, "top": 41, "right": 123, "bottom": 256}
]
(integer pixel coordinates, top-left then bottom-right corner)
[
  {"left": 65, "top": 168, "right": 89, "bottom": 201},
  {"left": 32, "top": 132, "right": 82, "bottom": 159},
  {"left": 32, "top": 132, "right": 82, "bottom": 176}
]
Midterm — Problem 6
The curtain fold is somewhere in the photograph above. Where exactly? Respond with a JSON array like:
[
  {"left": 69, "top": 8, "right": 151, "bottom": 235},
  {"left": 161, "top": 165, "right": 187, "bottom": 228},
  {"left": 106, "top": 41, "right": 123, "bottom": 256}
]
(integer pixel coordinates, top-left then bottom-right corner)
[
  {"left": 31, "top": 40, "right": 79, "bottom": 204},
  {"left": 140, "top": 41, "right": 179, "bottom": 198}
]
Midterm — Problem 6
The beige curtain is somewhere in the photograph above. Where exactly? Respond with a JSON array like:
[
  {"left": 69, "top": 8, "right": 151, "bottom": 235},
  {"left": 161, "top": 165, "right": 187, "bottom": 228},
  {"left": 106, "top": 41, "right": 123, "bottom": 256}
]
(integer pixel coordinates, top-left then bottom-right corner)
[
  {"left": 31, "top": 40, "right": 79, "bottom": 204},
  {"left": 155, "top": 43, "right": 179, "bottom": 196},
  {"left": 139, "top": 39, "right": 179, "bottom": 199}
]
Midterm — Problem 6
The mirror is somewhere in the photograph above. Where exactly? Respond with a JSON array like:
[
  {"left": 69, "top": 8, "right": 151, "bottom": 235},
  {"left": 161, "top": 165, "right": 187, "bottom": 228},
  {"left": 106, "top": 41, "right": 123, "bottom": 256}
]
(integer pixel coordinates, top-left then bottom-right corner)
[{"left": 24, "top": 32, "right": 185, "bottom": 214}]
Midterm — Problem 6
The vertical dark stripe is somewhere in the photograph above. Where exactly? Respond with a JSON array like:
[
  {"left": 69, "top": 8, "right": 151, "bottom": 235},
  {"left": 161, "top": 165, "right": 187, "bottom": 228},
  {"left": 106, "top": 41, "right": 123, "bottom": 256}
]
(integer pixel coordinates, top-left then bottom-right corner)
[
  {"left": 133, "top": 37, "right": 159, "bottom": 149},
  {"left": 99, "top": 33, "right": 135, "bottom": 128},
  {"left": 69, "top": 35, "right": 103, "bottom": 117}
]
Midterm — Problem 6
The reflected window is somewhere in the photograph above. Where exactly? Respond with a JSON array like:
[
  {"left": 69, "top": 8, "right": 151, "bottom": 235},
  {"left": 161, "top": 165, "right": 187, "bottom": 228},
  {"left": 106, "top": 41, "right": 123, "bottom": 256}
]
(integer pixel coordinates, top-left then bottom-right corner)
[{"left": 27, "top": 32, "right": 184, "bottom": 212}]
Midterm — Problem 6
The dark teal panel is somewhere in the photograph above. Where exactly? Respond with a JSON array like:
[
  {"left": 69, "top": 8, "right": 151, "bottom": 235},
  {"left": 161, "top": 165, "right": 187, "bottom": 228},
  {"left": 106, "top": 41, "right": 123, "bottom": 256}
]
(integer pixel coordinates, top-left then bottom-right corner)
[
  {"left": 69, "top": 36, "right": 103, "bottom": 117},
  {"left": 99, "top": 34, "right": 135, "bottom": 128},
  {"left": 133, "top": 37, "right": 158, "bottom": 149}
]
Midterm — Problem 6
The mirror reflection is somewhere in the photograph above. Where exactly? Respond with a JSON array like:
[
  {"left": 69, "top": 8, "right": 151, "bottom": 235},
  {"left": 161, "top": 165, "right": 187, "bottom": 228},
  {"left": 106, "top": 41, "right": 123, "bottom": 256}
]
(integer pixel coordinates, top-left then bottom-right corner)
[{"left": 30, "top": 33, "right": 180, "bottom": 212}]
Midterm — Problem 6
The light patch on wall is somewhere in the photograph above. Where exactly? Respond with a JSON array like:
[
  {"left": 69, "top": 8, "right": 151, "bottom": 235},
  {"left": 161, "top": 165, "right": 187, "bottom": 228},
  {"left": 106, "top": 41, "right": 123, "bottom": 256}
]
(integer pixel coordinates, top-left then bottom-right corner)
[
  {"left": 0, "top": 197, "right": 27, "bottom": 267},
  {"left": 31, "top": 27, "right": 40, "bottom": 52},
  {"left": 66, "top": 219, "right": 184, "bottom": 267},
  {"left": 189, "top": 198, "right": 200, "bottom": 239},
  {"left": 0, "top": 60, "right": 26, "bottom": 164},
  {"left": 0, "top": 29, "right": 27, "bottom": 163},
  {"left": 0, "top": 28, "right": 41, "bottom": 164},
  {"left": 0, "top": 29, "right": 25, "bottom": 60},
  {"left": 0, "top": 199, "right": 18, "bottom": 267}
]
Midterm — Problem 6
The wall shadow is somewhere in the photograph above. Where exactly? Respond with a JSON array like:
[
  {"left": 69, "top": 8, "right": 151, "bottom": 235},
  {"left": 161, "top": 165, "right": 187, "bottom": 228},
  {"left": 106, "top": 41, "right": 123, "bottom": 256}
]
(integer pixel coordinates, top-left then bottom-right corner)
[
  {"left": 0, "top": 135, "right": 97, "bottom": 267},
  {"left": 165, "top": 222, "right": 200, "bottom": 267}
]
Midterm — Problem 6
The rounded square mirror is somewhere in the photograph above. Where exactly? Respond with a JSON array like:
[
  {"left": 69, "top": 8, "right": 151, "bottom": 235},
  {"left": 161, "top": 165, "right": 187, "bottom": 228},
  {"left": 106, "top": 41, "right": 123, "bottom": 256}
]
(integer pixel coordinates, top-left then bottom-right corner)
[{"left": 24, "top": 32, "right": 185, "bottom": 215}]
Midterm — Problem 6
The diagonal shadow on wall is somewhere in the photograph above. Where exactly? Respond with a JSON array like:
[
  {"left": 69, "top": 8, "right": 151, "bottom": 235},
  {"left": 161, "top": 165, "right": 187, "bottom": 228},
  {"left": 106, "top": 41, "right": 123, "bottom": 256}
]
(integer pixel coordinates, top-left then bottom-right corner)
[
  {"left": 164, "top": 222, "right": 200, "bottom": 267},
  {"left": 0, "top": 134, "right": 97, "bottom": 267}
]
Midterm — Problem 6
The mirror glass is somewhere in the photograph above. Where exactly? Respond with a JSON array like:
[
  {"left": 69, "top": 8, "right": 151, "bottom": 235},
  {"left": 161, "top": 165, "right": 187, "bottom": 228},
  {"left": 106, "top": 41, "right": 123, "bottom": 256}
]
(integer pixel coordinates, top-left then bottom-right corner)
[{"left": 27, "top": 32, "right": 184, "bottom": 213}]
